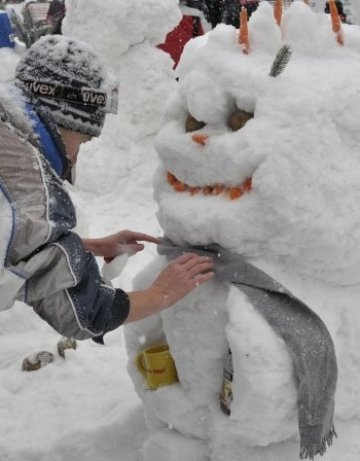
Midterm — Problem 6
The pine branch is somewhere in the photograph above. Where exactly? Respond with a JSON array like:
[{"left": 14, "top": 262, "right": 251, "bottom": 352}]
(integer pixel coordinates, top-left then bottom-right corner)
[{"left": 269, "top": 45, "right": 292, "bottom": 78}]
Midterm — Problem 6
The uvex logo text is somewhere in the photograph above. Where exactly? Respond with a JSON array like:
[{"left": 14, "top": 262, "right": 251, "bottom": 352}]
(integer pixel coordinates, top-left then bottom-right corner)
[
  {"left": 22, "top": 80, "right": 108, "bottom": 109},
  {"left": 82, "top": 90, "right": 106, "bottom": 107},
  {"left": 25, "top": 81, "right": 57, "bottom": 97}
]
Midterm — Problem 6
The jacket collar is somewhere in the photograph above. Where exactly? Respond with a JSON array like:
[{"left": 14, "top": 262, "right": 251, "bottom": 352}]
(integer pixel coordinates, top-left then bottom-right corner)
[{"left": 24, "top": 100, "right": 72, "bottom": 181}]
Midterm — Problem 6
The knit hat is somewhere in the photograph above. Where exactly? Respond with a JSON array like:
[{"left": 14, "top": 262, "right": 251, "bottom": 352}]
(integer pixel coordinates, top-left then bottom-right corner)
[{"left": 15, "top": 35, "right": 118, "bottom": 137}]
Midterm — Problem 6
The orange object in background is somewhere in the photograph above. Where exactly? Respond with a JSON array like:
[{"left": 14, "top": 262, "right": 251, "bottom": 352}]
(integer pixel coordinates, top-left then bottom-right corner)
[
  {"left": 328, "top": 0, "right": 344, "bottom": 45},
  {"left": 274, "top": 0, "right": 283, "bottom": 26},
  {"left": 238, "top": 7, "right": 249, "bottom": 54}
]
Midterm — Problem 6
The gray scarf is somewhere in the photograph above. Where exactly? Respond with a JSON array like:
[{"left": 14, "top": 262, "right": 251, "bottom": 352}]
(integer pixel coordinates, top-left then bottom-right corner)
[{"left": 158, "top": 239, "right": 337, "bottom": 460}]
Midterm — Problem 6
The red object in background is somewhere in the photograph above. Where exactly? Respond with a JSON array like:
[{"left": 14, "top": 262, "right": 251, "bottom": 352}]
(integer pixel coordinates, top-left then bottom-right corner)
[{"left": 158, "top": 15, "right": 204, "bottom": 69}]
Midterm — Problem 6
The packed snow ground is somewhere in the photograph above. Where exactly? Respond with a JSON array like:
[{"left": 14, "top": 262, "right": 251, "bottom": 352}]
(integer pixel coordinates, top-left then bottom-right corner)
[
  {"left": 0, "top": 0, "right": 179, "bottom": 459},
  {"left": 0, "top": 54, "right": 152, "bottom": 461}
]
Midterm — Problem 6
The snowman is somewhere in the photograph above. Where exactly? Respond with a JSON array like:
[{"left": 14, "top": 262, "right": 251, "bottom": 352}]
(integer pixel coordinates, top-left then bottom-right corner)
[{"left": 125, "top": 2, "right": 360, "bottom": 461}]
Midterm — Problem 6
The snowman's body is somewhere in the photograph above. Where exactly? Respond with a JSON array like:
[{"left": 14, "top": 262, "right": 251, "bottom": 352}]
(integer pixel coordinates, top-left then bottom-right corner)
[{"left": 125, "top": 3, "right": 360, "bottom": 460}]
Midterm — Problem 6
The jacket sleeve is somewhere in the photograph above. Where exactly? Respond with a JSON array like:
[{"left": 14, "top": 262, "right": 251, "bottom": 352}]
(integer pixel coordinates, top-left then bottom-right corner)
[{"left": 17, "top": 232, "right": 130, "bottom": 339}]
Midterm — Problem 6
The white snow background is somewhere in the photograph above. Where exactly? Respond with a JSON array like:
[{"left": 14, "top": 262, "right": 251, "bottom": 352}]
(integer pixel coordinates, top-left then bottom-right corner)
[
  {"left": 1, "top": 1, "right": 360, "bottom": 461},
  {"left": 0, "top": 0, "right": 179, "bottom": 460}
]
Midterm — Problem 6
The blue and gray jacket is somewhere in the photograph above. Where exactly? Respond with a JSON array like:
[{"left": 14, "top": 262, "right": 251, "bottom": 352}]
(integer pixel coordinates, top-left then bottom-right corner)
[{"left": 0, "top": 84, "right": 129, "bottom": 339}]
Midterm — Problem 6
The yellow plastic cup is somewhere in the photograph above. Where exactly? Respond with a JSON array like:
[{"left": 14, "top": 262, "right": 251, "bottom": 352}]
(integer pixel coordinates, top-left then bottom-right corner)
[{"left": 136, "top": 344, "right": 179, "bottom": 390}]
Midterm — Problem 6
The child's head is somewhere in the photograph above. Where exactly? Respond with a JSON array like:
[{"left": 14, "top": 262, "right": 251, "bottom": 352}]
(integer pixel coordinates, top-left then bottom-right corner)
[{"left": 15, "top": 35, "right": 118, "bottom": 137}]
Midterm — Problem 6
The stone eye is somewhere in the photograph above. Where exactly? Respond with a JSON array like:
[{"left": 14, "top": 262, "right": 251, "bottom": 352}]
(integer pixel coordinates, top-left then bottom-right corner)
[
  {"left": 185, "top": 113, "right": 206, "bottom": 133},
  {"left": 228, "top": 109, "right": 253, "bottom": 131}
]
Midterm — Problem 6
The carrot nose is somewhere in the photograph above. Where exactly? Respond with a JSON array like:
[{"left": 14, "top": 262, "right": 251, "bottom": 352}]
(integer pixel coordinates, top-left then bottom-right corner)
[{"left": 192, "top": 134, "right": 209, "bottom": 146}]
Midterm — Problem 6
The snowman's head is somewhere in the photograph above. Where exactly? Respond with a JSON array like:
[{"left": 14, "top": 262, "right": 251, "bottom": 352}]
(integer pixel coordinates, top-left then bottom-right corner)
[{"left": 154, "top": 1, "right": 360, "bottom": 284}]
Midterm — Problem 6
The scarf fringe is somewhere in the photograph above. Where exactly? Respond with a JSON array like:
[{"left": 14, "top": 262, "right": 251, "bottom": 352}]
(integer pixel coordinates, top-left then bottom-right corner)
[{"left": 300, "top": 426, "right": 337, "bottom": 460}]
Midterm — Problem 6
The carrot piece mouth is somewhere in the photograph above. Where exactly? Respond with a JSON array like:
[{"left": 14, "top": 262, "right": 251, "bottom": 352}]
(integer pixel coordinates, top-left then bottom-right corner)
[{"left": 167, "top": 172, "right": 253, "bottom": 200}]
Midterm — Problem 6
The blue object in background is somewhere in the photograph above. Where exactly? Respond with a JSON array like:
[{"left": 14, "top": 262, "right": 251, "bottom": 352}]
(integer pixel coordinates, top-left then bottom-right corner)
[{"left": 0, "top": 12, "right": 15, "bottom": 48}]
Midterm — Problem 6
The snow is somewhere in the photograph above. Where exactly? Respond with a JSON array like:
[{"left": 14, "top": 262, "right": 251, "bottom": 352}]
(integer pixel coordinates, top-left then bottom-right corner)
[
  {"left": 154, "top": 2, "right": 360, "bottom": 284},
  {"left": 0, "top": 48, "right": 19, "bottom": 82},
  {"left": 1, "top": 1, "right": 360, "bottom": 461},
  {"left": 125, "top": 2, "right": 360, "bottom": 461},
  {"left": 0, "top": 0, "right": 179, "bottom": 460}
]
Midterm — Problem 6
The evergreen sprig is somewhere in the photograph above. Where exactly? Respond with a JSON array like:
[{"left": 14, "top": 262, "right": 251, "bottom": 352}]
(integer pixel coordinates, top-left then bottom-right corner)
[{"left": 269, "top": 45, "right": 292, "bottom": 78}]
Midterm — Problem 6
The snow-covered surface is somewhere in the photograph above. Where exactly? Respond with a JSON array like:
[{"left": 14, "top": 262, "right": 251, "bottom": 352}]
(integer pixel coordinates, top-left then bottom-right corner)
[
  {"left": 125, "top": 2, "right": 360, "bottom": 461},
  {"left": 62, "top": 0, "right": 180, "bottom": 193},
  {"left": 349, "top": 1, "right": 360, "bottom": 25},
  {"left": 0, "top": 0, "right": 179, "bottom": 460},
  {"left": 2, "top": 1, "right": 360, "bottom": 461},
  {"left": 0, "top": 48, "right": 19, "bottom": 82},
  {"left": 155, "top": 3, "right": 360, "bottom": 285}
]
